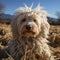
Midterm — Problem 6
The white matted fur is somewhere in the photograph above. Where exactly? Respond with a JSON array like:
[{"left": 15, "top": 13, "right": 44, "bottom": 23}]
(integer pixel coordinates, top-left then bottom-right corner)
[{"left": 6, "top": 5, "right": 54, "bottom": 60}]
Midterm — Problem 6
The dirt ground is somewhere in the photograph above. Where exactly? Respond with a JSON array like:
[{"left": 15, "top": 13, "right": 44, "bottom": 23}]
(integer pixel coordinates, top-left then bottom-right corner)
[{"left": 0, "top": 23, "right": 60, "bottom": 60}]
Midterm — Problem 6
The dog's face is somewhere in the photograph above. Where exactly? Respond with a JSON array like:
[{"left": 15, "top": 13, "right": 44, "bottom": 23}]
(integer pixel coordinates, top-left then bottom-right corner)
[
  {"left": 17, "top": 12, "right": 41, "bottom": 38},
  {"left": 12, "top": 6, "right": 50, "bottom": 39}
]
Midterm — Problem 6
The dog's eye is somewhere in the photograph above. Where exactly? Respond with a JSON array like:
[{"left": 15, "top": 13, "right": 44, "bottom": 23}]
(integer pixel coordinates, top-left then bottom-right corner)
[
  {"left": 22, "top": 18, "right": 26, "bottom": 22},
  {"left": 33, "top": 19, "right": 36, "bottom": 22}
]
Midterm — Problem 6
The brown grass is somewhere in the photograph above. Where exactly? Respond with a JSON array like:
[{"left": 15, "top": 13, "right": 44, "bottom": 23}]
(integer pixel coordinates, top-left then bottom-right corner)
[{"left": 0, "top": 23, "right": 12, "bottom": 46}]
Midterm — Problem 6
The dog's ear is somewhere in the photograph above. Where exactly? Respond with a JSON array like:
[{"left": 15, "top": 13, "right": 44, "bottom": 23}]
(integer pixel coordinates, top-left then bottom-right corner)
[
  {"left": 11, "top": 15, "right": 19, "bottom": 39},
  {"left": 41, "top": 16, "right": 50, "bottom": 38}
]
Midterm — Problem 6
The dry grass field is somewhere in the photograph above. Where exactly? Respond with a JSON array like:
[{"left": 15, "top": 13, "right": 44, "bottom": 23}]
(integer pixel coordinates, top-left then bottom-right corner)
[
  {"left": 0, "top": 23, "right": 60, "bottom": 60},
  {"left": 49, "top": 25, "right": 60, "bottom": 60}
]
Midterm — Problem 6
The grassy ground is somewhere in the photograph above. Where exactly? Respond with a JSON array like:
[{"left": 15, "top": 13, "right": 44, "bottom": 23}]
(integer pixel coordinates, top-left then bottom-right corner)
[
  {"left": 49, "top": 25, "right": 60, "bottom": 60},
  {"left": 0, "top": 23, "right": 60, "bottom": 60}
]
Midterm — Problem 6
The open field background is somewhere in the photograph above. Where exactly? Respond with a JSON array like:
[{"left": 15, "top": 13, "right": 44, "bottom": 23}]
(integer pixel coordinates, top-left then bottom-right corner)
[{"left": 0, "top": 23, "right": 60, "bottom": 60}]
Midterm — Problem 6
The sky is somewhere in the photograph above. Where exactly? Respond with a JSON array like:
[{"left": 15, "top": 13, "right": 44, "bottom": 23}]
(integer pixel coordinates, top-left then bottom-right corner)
[{"left": 0, "top": 0, "right": 60, "bottom": 18}]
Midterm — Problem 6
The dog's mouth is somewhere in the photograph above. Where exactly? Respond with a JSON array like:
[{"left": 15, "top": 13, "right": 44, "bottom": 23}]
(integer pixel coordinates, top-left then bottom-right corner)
[
  {"left": 22, "top": 31, "right": 35, "bottom": 34},
  {"left": 21, "top": 31, "right": 36, "bottom": 37}
]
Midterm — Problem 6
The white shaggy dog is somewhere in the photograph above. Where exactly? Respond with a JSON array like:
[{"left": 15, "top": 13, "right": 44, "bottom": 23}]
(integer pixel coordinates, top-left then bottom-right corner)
[{"left": 5, "top": 5, "right": 54, "bottom": 60}]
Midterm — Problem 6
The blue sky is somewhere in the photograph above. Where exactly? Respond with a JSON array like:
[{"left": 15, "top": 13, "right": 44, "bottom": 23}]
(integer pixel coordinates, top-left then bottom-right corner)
[{"left": 0, "top": 0, "right": 60, "bottom": 18}]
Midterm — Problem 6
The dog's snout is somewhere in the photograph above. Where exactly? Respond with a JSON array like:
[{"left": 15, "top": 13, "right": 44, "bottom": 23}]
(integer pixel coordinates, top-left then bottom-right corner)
[{"left": 26, "top": 25, "right": 31, "bottom": 31}]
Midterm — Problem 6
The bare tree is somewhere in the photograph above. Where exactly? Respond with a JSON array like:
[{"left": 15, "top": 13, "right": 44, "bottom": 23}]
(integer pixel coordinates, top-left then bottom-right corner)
[
  {"left": 0, "top": 3, "right": 5, "bottom": 15},
  {"left": 56, "top": 12, "right": 60, "bottom": 19},
  {"left": 56, "top": 12, "right": 60, "bottom": 24}
]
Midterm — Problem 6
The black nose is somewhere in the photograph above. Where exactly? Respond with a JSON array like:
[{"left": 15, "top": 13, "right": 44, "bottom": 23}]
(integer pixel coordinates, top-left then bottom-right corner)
[{"left": 26, "top": 25, "right": 31, "bottom": 31}]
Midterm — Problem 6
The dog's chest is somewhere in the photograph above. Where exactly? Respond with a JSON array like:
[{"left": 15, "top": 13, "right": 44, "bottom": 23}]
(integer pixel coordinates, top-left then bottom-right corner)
[
  {"left": 9, "top": 38, "right": 50, "bottom": 60},
  {"left": 9, "top": 39, "right": 41, "bottom": 60}
]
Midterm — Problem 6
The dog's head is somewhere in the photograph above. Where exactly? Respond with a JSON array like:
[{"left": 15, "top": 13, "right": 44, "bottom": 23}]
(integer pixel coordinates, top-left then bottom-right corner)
[{"left": 11, "top": 5, "right": 50, "bottom": 39}]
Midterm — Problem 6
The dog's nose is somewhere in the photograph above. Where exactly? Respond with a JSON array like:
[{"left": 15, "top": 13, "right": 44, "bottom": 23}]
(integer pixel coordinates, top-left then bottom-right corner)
[{"left": 26, "top": 25, "right": 31, "bottom": 31}]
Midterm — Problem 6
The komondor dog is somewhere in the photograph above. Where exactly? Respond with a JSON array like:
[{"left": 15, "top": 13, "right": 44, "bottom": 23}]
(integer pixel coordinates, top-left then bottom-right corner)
[{"left": 4, "top": 5, "right": 54, "bottom": 60}]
